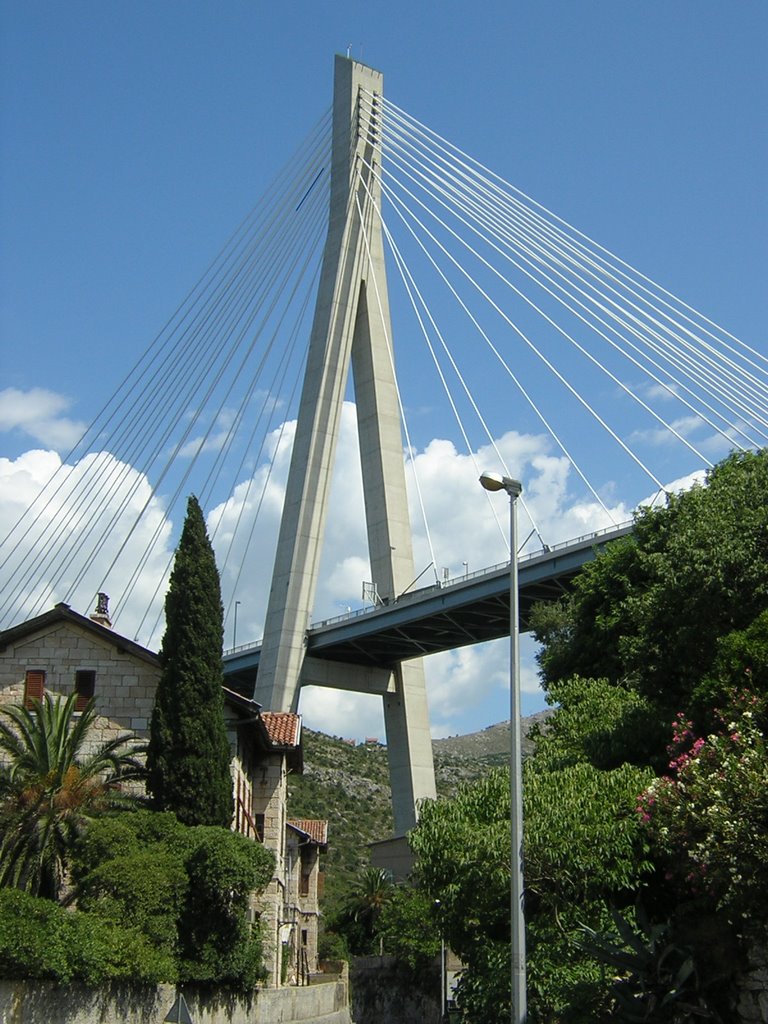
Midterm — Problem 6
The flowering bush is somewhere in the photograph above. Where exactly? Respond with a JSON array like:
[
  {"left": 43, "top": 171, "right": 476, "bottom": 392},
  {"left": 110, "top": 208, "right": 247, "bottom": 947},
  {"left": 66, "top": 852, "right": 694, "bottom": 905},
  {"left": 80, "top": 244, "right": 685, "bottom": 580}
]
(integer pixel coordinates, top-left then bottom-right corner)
[{"left": 637, "top": 691, "right": 768, "bottom": 923}]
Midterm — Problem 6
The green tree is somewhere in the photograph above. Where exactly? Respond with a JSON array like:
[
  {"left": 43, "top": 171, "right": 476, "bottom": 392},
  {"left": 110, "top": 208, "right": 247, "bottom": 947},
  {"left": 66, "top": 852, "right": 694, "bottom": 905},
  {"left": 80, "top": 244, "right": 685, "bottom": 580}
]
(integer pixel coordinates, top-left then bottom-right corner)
[
  {"left": 530, "top": 676, "right": 666, "bottom": 773},
  {"left": 70, "top": 810, "right": 274, "bottom": 990},
  {"left": 332, "top": 866, "right": 394, "bottom": 955},
  {"left": 532, "top": 450, "right": 768, "bottom": 750},
  {"left": 147, "top": 495, "right": 233, "bottom": 827},
  {"left": 410, "top": 761, "right": 653, "bottom": 1023},
  {"left": 376, "top": 882, "right": 440, "bottom": 973},
  {"left": 0, "top": 693, "right": 144, "bottom": 900}
]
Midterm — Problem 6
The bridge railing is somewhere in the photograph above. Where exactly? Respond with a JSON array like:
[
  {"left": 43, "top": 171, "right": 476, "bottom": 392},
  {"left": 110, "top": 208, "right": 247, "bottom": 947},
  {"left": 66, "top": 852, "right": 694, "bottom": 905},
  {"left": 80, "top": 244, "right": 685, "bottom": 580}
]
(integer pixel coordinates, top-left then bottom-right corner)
[
  {"left": 304, "top": 519, "right": 633, "bottom": 633},
  {"left": 223, "top": 520, "right": 633, "bottom": 654}
]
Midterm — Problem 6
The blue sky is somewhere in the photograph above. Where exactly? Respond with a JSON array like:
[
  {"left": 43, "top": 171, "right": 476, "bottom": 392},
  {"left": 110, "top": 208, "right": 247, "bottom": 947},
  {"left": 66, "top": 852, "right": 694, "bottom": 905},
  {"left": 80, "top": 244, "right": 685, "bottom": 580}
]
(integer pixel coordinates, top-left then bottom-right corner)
[{"left": 1, "top": 1, "right": 766, "bottom": 740}]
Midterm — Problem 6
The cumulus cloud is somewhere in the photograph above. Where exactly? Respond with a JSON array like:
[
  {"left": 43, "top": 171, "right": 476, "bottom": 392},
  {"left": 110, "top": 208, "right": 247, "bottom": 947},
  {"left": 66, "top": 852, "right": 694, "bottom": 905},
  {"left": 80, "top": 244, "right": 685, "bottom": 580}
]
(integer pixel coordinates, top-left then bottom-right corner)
[
  {"left": 0, "top": 387, "right": 88, "bottom": 451},
  {"left": 0, "top": 399, "right": 713, "bottom": 742},
  {"left": 629, "top": 414, "right": 705, "bottom": 448},
  {"left": 0, "top": 448, "right": 174, "bottom": 646}
]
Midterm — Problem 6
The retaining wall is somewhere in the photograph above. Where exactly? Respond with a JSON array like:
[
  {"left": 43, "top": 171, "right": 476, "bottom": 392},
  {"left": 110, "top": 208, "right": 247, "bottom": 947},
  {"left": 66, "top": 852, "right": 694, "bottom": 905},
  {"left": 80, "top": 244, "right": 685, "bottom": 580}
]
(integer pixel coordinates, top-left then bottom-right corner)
[
  {"left": 350, "top": 956, "right": 441, "bottom": 1024},
  {"left": 0, "top": 978, "right": 352, "bottom": 1024}
]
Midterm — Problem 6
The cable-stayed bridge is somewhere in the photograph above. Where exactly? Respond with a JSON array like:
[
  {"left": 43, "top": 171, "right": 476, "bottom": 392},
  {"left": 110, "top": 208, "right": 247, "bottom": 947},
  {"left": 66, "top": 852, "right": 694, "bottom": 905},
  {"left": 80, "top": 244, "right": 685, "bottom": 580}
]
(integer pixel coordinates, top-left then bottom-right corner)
[
  {"left": 1, "top": 56, "right": 766, "bottom": 833},
  {"left": 224, "top": 521, "right": 632, "bottom": 683}
]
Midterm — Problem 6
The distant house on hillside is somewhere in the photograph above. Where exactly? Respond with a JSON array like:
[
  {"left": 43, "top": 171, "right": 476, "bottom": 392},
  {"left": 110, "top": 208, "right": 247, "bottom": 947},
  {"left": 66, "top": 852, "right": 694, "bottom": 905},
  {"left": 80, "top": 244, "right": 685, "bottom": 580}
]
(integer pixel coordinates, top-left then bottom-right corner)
[{"left": 0, "top": 599, "right": 327, "bottom": 989}]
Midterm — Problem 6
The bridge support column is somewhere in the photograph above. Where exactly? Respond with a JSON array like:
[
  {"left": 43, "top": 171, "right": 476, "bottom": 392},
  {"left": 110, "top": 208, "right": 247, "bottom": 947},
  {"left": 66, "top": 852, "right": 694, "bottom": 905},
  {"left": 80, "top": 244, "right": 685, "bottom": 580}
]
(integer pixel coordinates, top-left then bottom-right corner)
[
  {"left": 384, "top": 662, "right": 437, "bottom": 835},
  {"left": 256, "top": 55, "right": 436, "bottom": 830}
]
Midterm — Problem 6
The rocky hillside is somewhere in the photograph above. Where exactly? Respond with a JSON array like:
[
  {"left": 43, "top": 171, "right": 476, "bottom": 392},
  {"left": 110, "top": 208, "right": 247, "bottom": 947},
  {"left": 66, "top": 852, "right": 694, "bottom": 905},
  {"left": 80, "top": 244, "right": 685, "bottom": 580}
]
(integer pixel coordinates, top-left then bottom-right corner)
[{"left": 287, "top": 712, "right": 550, "bottom": 918}]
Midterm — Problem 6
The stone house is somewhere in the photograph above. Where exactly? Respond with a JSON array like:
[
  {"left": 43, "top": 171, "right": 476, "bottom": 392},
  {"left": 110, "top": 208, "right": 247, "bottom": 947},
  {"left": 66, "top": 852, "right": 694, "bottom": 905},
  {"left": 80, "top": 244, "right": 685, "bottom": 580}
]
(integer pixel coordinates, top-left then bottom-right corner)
[{"left": 0, "top": 600, "right": 327, "bottom": 988}]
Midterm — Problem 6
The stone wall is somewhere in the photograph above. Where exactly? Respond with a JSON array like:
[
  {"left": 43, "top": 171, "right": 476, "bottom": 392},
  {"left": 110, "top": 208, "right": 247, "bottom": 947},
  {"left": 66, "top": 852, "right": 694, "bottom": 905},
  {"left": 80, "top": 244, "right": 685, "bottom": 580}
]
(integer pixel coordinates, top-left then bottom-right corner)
[
  {"left": 251, "top": 751, "right": 288, "bottom": 987},
  {"left": 734, "top": 937, "right": 768, "bottom": 1023},
  {"left": 350, "top": 955, "right": 442, "bottom": 1024},
  {"left": 0, "top": 978, "right": 352, "bottom": 1024},
  {"left": 0, "top": 619, "right": 159, "bottom": 740}
]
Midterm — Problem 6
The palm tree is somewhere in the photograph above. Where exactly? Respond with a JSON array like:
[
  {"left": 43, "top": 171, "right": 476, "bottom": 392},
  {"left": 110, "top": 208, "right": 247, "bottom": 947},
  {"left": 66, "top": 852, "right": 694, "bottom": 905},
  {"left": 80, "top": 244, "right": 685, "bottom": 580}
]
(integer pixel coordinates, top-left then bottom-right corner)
[
  {"left": 0, "top": 692, "right": 146, "bottom": 900},
  {"left": 335, "top": 867, "right": 394, "bottom": 953}
]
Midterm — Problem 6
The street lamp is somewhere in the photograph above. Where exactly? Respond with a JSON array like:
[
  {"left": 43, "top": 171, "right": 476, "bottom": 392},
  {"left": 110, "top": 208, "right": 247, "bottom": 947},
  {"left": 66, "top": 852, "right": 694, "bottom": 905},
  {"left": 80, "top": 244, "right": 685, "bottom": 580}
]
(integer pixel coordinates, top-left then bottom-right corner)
[
  {"left": 479, "top": 471, "right": 526, "bottom": 1024},
  {"left": 435, "top": 899, "right": 446, "bottom": 1021},
  {"left": 233, "top": 600, "right": 241, "bottom": 649}
]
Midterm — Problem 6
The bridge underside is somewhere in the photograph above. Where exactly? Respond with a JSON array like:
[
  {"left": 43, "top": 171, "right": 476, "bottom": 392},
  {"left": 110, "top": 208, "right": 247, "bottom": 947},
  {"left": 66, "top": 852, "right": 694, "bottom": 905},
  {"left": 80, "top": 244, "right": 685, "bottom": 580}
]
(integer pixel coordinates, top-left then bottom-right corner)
[{"left": 223, "top": 526, "right": 631, "bottom": 693}]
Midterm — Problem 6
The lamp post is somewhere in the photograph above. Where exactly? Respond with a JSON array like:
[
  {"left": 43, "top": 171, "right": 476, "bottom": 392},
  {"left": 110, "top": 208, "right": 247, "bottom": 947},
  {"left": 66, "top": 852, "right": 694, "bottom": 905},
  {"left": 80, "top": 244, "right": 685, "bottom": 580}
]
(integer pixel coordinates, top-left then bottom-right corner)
[
  {"left": 233, "top": 600, "right": 241, "bottom": 649},
  {"left": 435, "top": 899, "right": 446, "bottom": 1021},
  {"left": 479, "top": 471, "right": 526, "bottom": 1024}
]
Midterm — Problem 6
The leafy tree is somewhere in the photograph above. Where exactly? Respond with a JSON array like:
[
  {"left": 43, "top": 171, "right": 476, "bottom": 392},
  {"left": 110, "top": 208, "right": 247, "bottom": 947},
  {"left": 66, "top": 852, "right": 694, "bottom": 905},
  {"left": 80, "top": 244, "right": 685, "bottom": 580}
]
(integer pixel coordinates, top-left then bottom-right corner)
[
  {"left": 0, "top": 693, "right": 145, "bottom": 900},
  {"left": 532, "top": 450, "right": 768, "bottom": 735},
  {"left": 691, "top": 608, "right": 768, "bottom": 727},
  {"left": 376, "top": 882, "right": 440, "bottom": 973},
  {"left": 525, "top": 451, "right": 768, "bottom": 1016},
  {"left": 530, "top": 676, "right": 666, "bottom": 773},
  {"left": 410, "top": 762, "right": 653, "bottom": 1023},
  {"left": 70, "top": 810, "right": 274, "bottom": 990},
  {"left": 147, "top": 495, "right": 233, "bottom": 827}
]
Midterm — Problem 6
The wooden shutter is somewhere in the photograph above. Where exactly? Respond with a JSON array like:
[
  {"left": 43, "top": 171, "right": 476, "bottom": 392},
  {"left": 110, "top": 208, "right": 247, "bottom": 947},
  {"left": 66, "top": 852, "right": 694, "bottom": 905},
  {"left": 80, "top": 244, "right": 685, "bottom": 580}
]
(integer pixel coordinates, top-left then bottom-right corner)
[
  {"left": 74, "top": 670, "right": 96, "bottom": 712},
  {"left": 24, "top": 670, "right": 45, "bottom": 708}
]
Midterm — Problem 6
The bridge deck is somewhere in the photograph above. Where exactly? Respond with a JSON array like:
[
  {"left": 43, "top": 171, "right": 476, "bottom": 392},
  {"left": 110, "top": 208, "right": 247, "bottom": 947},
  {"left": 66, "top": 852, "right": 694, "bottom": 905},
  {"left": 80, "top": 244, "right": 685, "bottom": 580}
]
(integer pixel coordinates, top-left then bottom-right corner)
[{"left": 223, "top": 522, "right": 632, "bottom": 689}]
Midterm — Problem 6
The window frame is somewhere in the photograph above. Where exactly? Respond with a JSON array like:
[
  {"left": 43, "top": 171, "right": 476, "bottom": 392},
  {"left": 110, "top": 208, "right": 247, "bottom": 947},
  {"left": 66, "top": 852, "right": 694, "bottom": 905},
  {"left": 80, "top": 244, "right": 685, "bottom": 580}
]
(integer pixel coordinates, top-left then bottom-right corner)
[
  {"left": 74, "top": 669, "right": 96, "bottom": 712},
  {"left": 24, "top": 669, "right": 46, "bottom": 709}
]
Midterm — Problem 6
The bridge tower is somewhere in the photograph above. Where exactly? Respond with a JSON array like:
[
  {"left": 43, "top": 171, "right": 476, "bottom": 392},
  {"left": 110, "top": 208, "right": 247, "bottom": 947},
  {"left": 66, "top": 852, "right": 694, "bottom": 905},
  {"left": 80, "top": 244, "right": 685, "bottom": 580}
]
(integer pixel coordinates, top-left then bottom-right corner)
[{"left": 255, "top": 56, "right": 436, "bottom": 834}]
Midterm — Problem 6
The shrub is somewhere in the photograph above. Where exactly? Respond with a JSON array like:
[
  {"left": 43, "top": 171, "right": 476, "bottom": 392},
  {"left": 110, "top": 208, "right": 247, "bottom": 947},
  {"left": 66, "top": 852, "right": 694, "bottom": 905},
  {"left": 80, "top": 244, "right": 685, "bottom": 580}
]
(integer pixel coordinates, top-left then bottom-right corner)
[
  {"left": 71, "top": 811, "right": 275, "bottom": 990},
  {"left": 0, "top": 887, "right": 172, "bottom": 984},
  {"left": 638, "top": 690, "right": 768, "bottom": 923}
]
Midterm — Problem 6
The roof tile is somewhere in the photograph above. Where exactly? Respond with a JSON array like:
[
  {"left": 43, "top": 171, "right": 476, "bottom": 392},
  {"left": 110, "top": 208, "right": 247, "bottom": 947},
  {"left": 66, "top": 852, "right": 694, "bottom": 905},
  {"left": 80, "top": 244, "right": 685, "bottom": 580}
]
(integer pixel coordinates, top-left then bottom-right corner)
[
  {"left": 261, "top": 711, "right": 301, "bottom": 747},
  {"left": 288, "top": 819, "right": 328, "bottom": 845}
]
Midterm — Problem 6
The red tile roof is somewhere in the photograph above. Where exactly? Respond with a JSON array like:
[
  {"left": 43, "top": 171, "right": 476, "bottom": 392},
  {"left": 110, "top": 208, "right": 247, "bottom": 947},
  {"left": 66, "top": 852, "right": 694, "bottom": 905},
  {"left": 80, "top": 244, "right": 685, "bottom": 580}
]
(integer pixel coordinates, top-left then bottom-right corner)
[
  {"left": 261, "top": 711, "right": 301, "bottom": 747},
  {"left": 289, "top": 819, "right": 328, "bottom": 845}
]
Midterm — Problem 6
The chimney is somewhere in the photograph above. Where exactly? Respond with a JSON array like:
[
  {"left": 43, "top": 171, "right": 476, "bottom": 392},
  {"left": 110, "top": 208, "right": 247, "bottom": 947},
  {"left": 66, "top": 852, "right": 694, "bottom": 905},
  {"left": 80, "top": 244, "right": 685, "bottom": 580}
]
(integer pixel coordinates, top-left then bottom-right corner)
[{"left": 90, "top": 592, "right": 112, "bottom": 629}]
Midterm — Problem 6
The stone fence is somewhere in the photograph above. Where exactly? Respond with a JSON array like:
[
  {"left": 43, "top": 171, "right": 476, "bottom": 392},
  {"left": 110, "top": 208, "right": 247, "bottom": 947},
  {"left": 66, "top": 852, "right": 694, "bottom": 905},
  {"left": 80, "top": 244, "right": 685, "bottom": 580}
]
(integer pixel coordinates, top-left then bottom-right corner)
[{"left": 0, "top": 976, "right": 352, "bottom": 1024}]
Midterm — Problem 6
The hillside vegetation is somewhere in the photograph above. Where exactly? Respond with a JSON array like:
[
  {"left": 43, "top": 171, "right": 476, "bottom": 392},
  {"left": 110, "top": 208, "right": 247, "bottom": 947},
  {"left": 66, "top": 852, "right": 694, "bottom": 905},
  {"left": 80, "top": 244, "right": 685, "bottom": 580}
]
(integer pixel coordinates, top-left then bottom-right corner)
[{"left": 286, "top": 713, "right": 548, "bottom": 916}]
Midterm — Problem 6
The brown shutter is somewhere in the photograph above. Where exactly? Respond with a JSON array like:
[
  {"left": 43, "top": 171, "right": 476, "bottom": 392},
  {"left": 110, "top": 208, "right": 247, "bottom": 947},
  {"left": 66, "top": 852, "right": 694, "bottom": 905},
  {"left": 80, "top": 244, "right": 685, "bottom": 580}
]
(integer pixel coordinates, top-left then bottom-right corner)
[
  {"left": 24, "top": 670, "right": 46, "bottom": 708},
  {"left": 74, "top": 670, "right": 96, "bottom": 712}
]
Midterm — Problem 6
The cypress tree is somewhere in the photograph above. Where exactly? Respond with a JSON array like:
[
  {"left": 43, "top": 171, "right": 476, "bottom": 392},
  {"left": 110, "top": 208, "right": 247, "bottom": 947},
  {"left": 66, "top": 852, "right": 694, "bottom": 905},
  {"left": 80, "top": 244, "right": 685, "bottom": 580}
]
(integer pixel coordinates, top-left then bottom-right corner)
[{"left": 147, "top": 495, "right": 234, "bottom": 827}]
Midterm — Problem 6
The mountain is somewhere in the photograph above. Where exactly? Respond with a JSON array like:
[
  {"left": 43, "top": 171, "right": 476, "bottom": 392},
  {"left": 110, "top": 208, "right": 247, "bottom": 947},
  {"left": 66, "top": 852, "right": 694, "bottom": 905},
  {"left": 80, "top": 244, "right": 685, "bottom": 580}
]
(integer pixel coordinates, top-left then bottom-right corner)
[{"left": 286, "top": 712, "right": 550, "bottom": 918}]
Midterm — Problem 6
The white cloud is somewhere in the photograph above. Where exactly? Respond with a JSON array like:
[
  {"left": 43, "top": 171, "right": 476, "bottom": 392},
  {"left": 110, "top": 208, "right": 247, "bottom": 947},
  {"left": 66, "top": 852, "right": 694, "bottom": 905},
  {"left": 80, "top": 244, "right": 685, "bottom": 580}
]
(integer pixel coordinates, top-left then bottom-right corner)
[
  {"left": 629, "top": 415, "right": 702, "bottom": 448},
  {"left": 298, "top": 687, "right": 385, "bottom": 743},
  {"left": 637, "top": 468, "right": 707, "bottom": 508},
  {"left": 0, "top": 448, "right": 174, "bottom": 646},
  {"left": 0, "top": 387, "right": 88, "bottom": 451},
  {"left": 643, "top": 382, "right": 680, "bottom": 403},
  {"left": 2, "top": 399, "right": 711, "bottom": 743}
]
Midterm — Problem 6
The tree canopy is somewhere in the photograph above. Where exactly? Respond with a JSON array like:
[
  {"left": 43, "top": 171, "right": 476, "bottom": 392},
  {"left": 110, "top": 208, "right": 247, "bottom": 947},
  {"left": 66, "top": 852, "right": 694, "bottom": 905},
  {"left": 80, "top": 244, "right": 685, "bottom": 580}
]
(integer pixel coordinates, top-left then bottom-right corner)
[
  {"left": 147, "top": 495, "right": 234, "bottom": 827},
  {"left": 532, "top": 450, "right": 768, "bottom": 738},
  {"left": 410, "top": 450, "right": 768, "bottom": 1021},
  {"left": 0, "top": 693, "right": 145, "bottom": 900},
  {"left": 410, "top": 761, "right": 653, "bottom": 1022}
]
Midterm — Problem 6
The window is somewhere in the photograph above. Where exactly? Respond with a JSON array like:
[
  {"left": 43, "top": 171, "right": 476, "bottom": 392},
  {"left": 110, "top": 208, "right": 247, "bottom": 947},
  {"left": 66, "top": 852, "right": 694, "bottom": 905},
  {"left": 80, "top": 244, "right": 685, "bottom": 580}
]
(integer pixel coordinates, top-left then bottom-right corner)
[
  {"left": 74, "top": 670, "right": 96, "bottom": 712},
  {"left": 255, "top": 813, "right": 265, "bottom": 842},
  {"left": 24, "top": 669, "right": 45, "bottom": 709},
  {"left": 300, "top": 848, "right": 312, "bottom": 896}
]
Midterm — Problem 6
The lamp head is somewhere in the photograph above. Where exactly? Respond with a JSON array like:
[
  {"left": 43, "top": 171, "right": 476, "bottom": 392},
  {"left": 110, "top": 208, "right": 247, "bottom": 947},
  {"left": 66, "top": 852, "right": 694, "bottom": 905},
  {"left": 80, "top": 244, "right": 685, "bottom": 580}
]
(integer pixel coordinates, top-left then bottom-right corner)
[{"left": 479, "top": 472, "right": 522, "bottom": 498}]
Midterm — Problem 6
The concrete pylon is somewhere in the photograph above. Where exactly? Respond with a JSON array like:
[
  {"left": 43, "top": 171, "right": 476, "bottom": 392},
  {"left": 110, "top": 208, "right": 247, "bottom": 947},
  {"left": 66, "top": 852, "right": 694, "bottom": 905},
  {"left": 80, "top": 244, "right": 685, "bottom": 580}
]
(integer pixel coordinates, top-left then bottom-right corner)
[{"left": 255, "top": 55, "right": 436, "bottom": 834}]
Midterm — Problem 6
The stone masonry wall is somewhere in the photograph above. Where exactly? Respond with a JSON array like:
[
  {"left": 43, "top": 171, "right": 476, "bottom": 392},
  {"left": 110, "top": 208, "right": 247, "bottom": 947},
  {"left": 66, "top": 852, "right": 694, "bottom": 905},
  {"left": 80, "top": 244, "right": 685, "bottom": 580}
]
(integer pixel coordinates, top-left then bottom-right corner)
[
  {"left": 350, "top": 955, "right": 442, "bottom": 1024},
  {"left": 0, "top": 621, "right": 160, "bottom": 740},
  {"left": 0, "top": 978, "right": 352, "bottom": 1024},
  {"left": 251, "top": 753, "right": 288, "bottom": 987}
]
